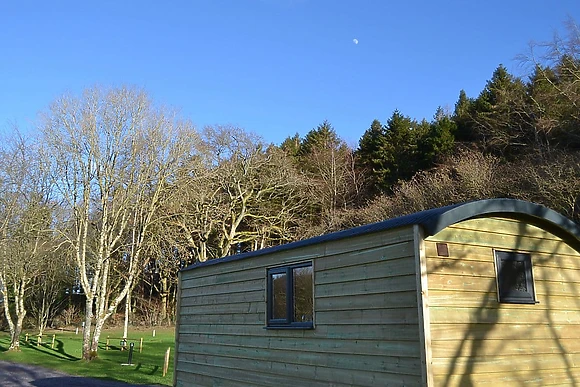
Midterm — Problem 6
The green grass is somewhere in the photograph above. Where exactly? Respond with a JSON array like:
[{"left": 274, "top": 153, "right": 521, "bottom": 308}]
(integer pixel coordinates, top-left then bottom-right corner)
[{"left": 0, "top": 327, "right": 175, "bottom": 386}]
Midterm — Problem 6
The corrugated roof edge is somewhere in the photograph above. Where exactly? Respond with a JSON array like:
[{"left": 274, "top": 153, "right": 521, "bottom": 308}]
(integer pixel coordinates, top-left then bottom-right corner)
[{"left": 180, "top": 198, "right": 580, "bottom": 272}]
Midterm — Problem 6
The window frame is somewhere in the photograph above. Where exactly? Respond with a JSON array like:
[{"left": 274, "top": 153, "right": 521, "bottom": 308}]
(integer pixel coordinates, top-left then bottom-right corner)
[
  {"left": 494, "top": 250, "right": 536, "bottom": 304},
  {"left": 266, "top": 261, "right": 314, "bottom": 329}
]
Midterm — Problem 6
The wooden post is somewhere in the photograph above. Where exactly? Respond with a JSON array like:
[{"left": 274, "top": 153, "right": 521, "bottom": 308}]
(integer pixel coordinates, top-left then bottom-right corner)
[
  {"left": 152, "top": 329, "right": 156, "bottom": 337},
  {"left": 163, "top": 347, "right": 171, "bottom": 377},
  {"left": 25, "top": 333, "right": 29, "bottom": 342},
  {"left": 106, "top": 336, "right": 110, "bottom": 350},
  {"left": 51, "top": 334, "right": 56, "bottom": 349},
  {"left": 37, "top": 335, "right": 42, "bottom": 346},
  {"left": 139, "top": 337, "right": 143, "bottom": 353},
  {"left": 75, "top": 327, "right": 78, "bottom": 335}
]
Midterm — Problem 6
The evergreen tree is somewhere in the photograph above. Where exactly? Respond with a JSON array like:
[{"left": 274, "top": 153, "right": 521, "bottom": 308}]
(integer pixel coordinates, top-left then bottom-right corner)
[
  {"left": 471, "top": 65, "right": 530, "bottom": 154},
  {"left": 280, "top": 133, "right": 302, "bottom": 162},
  {"left": 418, "top": 107, "right": 456, "bottom": 167},
  {"left": 357, "top": 111, "right": 428, "bottom": 193},
  {"left": 357, "top": 119, "right": 388, "bottom": 193},
  {"left": 453, "top": 90, "right": 475, "bottom": 142},
  {"left": 475, "top": 64, "right": 516, "bottom": 111},
  {"left": 299, "top": 120, "right": 343, "bottom": 159},
  {"left": 382, "top": 110, "right": 421, "bottom": 185}
]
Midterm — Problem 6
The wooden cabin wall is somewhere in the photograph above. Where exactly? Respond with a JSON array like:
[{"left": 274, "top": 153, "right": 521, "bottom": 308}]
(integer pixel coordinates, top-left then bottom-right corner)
[
  {"left": 425, "top": 217, "right": 580, "bottom": 386},
  {"left": 175, "top": 226, "right": 424, "bottom": 386}
]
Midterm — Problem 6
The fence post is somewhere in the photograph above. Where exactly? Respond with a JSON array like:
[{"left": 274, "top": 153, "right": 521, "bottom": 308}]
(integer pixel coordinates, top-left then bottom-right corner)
[
  {"left": 106, "top": 336, "right": 110, "bottom": 350},
  {"left": 127, "top": 342, "right": 134, "bottom": 365},
  {"left": 139, "top": 338, "right": 143, "bottom": 353},
  {"left": 163, "top": 347, "right": 171, "bottom": 377},
  {"left": 25, "top": 333, "right": 29, "bottom": 342},
  {"left": 51, "top": 334, "right": 56, "bottom": 349}
]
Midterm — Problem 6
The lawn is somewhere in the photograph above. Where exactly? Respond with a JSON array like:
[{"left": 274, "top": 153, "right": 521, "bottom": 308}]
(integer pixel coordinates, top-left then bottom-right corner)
[{"left": 0, "top": 327, "right": 175, "bottom": 386}]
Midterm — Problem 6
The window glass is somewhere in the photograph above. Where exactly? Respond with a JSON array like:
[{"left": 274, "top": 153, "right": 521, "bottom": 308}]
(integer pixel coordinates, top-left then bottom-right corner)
[
  {"left": 293, "top": 265, "right": 313, "bottom": 323},
  {"left": 271, "top": 272, "right": 287, "bottom": 320},
  {"left": 495, "top": 250, "right": 535, "bottom": 304},
  {"left": 500, "top": 260, "right": 527, "bottom": 292}
]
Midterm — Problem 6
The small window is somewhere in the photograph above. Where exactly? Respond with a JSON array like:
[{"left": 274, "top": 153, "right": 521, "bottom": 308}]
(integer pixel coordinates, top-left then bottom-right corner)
[
  {"left": 267, "top": 262, "right": 313, "bottom": 328},
  {"left": 495, "top": 250, "right": 536, "bottom": 304}
]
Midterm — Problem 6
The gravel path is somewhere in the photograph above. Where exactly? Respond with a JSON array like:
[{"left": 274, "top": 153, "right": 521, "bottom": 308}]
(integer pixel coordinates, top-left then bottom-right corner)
[{"left": 0, "top": 361, "right": 158, "bottom": 387}]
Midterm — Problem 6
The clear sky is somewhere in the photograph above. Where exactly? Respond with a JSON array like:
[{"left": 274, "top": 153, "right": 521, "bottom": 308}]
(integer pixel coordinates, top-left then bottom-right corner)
[{"left": 1, "top": 0, "right": 578, "bottom": 146}]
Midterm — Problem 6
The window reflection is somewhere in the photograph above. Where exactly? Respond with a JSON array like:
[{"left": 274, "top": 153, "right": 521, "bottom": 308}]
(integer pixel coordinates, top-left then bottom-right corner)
[
  {"left": 272, "top": 273, "right": 287, "bottom": 320},
  {"left": 293, "top": 266, "right": 313, "bottom": 322}
]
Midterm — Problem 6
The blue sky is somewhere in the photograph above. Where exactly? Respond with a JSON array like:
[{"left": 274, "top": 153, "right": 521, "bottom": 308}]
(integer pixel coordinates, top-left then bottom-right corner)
[{"left": 1, "top": 0, "right": 578, "bottom": 146}]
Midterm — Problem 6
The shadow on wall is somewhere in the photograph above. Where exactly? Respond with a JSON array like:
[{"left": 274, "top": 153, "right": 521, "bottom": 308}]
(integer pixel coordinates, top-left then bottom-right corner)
[{"left": 432, "top": 202, "right": 579, "bottom": 386}]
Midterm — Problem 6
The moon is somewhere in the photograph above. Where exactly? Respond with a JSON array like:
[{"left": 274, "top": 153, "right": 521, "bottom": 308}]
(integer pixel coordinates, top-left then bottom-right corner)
[{"left": 353, "top": 38, "right": 359, "bottom": 45}]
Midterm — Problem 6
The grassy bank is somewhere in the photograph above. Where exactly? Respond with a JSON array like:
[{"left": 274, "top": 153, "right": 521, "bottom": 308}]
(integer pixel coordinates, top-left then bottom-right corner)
[{"left": 0, "top": 327, "right": 174, "bottom": 386}]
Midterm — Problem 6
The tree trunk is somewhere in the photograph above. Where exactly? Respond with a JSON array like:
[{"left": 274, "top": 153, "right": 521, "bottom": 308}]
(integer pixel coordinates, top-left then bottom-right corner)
[
  {"left": 81, "top": 297, "right": 93, "bottom": 360},
  {"left": 159, "top": 276, "right": 168, "bottom": 323},
  {"left": 0, "top": 274, "right": 17, "bottom": 349},
  {"left": 122, "top": 291, "right": 131, "bottom": 339},
  {"left": 9, "top": 277, "right": 28, "bottom": 350},
  {"left": 90, "top": 314, "right": 106, "bottom": 354},
  {"left": 11, "top": 314, "right": 25, "bottom": 350},
  {"left": 37, "top": 297, "right": 48, "bottom": 337},
  {"left": 3, "top": 299, "right": 16, "bottom": 350}
]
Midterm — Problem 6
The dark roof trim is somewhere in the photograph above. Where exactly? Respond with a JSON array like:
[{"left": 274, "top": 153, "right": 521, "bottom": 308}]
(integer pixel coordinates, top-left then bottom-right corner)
[
  {"left": 182, "top": 199, "right": 580, "bottom": 272},
  {"left": 422, "top": 198, "right": 580, "bottom": 239}
]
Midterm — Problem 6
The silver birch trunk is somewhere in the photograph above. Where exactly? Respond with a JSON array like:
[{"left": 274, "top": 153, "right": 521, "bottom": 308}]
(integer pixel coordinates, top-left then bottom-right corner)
[
  {"left": 123, "top": 290, "right": 131, "bottom": 339},
  {"left": 0, "top": 274, "right": 16, "bottom": 349}
]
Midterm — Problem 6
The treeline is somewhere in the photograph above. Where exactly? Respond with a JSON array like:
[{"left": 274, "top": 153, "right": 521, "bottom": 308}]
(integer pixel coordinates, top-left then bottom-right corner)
[{"left": 0, "top": 20, "right": 578, "bottom": 359}]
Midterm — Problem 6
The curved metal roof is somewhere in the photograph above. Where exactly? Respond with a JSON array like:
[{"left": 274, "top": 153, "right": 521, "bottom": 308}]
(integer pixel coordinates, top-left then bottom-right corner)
[{"left": 182, "top": 198, "right": 580, "bottom": 271}]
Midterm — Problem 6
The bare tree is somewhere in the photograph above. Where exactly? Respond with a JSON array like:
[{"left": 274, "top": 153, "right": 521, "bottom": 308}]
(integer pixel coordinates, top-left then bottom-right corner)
[
  {"left": 27, "top": 244, "right": 72, "bottom": 336},
  {"left": 0, "top": 134, "right": 53, "bottom": 350},
  {"left": 41, "top": 86, "right": 197, "bottom": 360},
  {"left": 519, "top": 17, "right": 580, "bottom": 150},
  {"left": 509, "top": 151, "right": 580, "bottom": 223},
  {"left": 163, "top": 125, "right": 312, "bottom": 261}
]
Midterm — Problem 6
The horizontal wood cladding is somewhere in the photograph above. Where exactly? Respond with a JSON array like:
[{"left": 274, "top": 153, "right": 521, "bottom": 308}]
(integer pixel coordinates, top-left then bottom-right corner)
[
  {"left": 315, "top": 240, "right": 415, "bottom": 271},
  {"left": 433, "top": 367, "right": 580, "bottom": 387},
  {"left": 181, "top": 278, "right": 263, "bottom": 298},
  {"left": 425, "top": 243, "right": 580, "bottom": 270},
  {"left": 316, "top": 255, "right": 416, "bottom": 285},
  {"left": 316, "top": 290, "right": 417, "bottom": 311},
  {"left": 175, "top": 372, "right": 265, "bottom": 387},
  {"left": 429, "top": 218, "right": 578, "bottom": 256},
  {"left": 179, "top": 322, "right": 422, "bottom": 341},
  {"left": 316, "top": 275, "right": 417, "bottom": 297},
  {"left": 425, "top": 217, "right": 580, "bottom": 386},
  {"left": 432, "top": 353, "right": 580, "bottom": 380},
  {"left": 179, "top": 289, "right": 263, "bottom": 307},
  {"left": 316, "top": 307, "right": 419, "bottom": 325},
  {"left": 428, "top": 290, "right": 580, "bottom": 311},
  {"left": 176, "top": 356, "right": 423, "bottom": 387},
  {"left": 430, "top": 323, "right": 580, "bottom": 341},
  {"left": 176, "top": 226, "right": 422, "bottom": 386},
  {"left": 178, "top": 335, "right": 422, "bottom": 358}
]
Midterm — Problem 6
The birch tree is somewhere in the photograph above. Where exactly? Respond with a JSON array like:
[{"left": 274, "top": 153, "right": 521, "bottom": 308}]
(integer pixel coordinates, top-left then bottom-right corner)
[
  {"left": 0, "top": 134, "right": 53, "bottom": 350},
  {"left": 41, "top": 86, "right": 197, "bottom": 360},
  {"left": 27, "top": 244, "right": 72, "bottom": 337}
]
